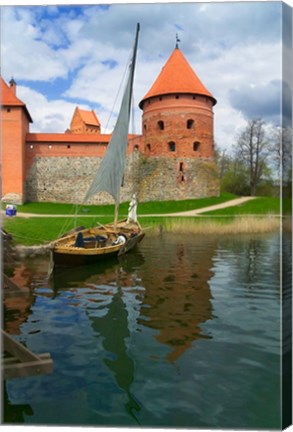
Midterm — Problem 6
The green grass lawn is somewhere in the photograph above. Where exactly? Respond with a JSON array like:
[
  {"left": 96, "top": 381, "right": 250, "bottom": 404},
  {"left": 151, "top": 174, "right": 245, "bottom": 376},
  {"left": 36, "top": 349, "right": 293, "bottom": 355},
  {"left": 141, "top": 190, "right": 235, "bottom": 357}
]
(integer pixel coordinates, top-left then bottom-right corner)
[
  {"left": 202, "top": 197, "right": 291, "bottom": 215},
  {"left": 2, "top": 192, "right": 237, "bottom": 215},
  {"left": 4, "top": 216, "right": 114, "bottom": 246},
  {"left": 3, "top": 194, "right": 290, "bottom": 246}
]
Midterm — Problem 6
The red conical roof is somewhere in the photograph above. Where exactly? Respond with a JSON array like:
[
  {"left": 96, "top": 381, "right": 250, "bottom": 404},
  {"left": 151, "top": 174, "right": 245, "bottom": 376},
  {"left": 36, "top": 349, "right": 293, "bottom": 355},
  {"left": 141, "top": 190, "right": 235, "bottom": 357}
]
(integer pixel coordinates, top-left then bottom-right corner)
[
  {"left": 139, "top": 48, "right": 216, "bottom": 108},
  {"left": 1, "top": 77, "right": 33, "bottom": 122}
]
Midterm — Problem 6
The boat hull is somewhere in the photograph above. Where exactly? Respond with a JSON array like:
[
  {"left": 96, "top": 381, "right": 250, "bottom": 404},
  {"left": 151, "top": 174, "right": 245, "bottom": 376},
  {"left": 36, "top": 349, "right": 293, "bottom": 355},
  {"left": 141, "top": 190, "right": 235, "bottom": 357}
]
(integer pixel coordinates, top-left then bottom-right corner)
[
  {"left": 52, "top": 222, "right": 145, "bottom": 268},
  {"left": 53, "top": 248, "right": 119, "bottom": 267}
]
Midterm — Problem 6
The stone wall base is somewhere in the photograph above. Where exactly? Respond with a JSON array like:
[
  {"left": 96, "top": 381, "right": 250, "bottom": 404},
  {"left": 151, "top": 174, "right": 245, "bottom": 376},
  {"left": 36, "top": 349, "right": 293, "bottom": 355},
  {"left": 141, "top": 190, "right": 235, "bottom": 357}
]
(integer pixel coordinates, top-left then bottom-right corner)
[{"left": 25, "top": 154, "right": 220, "bottom": 204}]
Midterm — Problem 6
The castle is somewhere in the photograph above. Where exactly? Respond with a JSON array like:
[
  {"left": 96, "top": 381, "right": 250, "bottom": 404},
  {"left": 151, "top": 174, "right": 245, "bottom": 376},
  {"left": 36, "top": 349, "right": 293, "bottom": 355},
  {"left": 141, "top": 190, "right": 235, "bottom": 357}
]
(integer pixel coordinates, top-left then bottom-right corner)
[{"left": 1, "top": 46, "right": 220, "bottom": 205}]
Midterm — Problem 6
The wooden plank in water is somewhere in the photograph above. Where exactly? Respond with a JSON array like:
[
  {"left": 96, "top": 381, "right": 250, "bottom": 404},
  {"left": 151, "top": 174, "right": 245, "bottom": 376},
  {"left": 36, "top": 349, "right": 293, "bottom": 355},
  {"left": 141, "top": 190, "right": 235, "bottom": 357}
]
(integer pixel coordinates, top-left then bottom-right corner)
[
  {"left": 2, "top": 331, "right": 53, "bottom": 379},
  {"left": 3, "top": 355, "right": 53, "bottom": 380},
  {"left": 2, "top": 330, "right": 41, "bottom": 363}
]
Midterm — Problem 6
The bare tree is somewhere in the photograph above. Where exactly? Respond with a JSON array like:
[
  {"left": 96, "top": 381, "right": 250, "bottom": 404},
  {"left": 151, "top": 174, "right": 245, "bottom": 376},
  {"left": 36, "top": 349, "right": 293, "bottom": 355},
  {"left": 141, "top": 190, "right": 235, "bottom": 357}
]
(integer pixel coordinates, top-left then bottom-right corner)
[
  {"left": 235, "top": 119, "right": 270, "bottom": 196},
  {"left": 269, "top": 125, "right": 292, "bottom": 188},
  {"left": 214, "top": 145, "right": 232, "bottom": 180}
]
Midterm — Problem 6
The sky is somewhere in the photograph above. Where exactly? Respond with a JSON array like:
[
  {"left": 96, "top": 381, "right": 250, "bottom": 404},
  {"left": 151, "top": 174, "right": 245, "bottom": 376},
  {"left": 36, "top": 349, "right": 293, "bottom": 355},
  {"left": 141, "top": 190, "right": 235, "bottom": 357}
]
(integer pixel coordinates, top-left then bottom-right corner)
[{"left": 1, "top": 0, "right": 292, "bottom": 152}]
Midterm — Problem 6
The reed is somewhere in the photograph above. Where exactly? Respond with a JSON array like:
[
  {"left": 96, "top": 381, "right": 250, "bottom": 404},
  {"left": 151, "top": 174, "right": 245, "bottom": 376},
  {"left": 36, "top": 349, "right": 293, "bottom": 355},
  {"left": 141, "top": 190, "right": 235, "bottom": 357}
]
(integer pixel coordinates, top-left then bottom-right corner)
[{"left": 144, "top": 216, "right": 280, "bottom": 235}]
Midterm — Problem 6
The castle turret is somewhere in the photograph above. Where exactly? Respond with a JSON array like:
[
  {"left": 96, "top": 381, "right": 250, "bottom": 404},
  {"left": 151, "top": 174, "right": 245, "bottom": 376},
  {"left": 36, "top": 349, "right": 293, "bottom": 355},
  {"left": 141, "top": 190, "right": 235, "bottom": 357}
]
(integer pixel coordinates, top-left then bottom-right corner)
[
  {"left": 137, "top": 47, "right": 219, "bottom": 201},
  {"left": 1, "top": 77, "right": 33, "bottom": 204},
  {"left": 69, "top": 107, "right": 101, "bottom": 134},
  {"left": 139, "top": 47, "right": 216, "bottom": 159}
]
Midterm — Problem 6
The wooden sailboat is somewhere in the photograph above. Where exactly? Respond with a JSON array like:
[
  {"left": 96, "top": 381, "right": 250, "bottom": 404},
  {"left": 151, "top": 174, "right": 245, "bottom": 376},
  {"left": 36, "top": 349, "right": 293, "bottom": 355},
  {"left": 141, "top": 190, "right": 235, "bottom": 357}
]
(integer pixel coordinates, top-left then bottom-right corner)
[{"left": 52, "top": 24, "right": 144, "bottom": 267}]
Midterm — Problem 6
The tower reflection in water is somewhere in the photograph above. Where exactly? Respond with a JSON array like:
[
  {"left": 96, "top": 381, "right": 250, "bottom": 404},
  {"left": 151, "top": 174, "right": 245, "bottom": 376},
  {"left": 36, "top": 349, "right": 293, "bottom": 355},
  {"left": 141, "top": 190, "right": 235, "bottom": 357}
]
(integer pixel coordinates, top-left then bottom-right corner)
[{"left": 137, "top": 235, "right": 215, "bottom": 362}]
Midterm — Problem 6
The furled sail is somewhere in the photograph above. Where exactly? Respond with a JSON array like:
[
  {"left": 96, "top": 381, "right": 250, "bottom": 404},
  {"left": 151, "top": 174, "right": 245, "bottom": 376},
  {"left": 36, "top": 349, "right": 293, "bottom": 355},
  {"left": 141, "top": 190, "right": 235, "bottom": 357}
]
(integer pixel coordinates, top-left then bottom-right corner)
[{"left": 83, "top": 24, "right": 140, "bottom": 205}]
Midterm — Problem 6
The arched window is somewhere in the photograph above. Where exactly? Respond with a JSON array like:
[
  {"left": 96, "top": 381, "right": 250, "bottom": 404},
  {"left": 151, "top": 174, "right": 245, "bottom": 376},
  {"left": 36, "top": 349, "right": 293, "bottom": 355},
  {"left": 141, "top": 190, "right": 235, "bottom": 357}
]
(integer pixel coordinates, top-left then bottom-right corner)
[
  {"left": 134, "top": 145, "right": 139, "bottom": 151},
  {"left": 168, "top": 141, "right": 176, "bottom": 152},
  {"left": 144, "top": 124, "right": 147, "bottom": 132},
  {"left": 158, "top": 120, "right": 164, "bottom": 130},
  {"left": 187, "top": 119, "right": 194, "bottom": 129},
  {"left": 193, "top": 141, "right": 200, "bottom": 151}
]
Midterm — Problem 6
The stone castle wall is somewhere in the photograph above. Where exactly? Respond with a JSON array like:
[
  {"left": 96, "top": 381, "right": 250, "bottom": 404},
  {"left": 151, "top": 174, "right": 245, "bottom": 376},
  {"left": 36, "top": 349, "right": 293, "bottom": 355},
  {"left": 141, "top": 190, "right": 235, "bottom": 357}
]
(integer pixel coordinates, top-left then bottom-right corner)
[{"left": 25, "top": 152, "right": 219, "bottom": 204}]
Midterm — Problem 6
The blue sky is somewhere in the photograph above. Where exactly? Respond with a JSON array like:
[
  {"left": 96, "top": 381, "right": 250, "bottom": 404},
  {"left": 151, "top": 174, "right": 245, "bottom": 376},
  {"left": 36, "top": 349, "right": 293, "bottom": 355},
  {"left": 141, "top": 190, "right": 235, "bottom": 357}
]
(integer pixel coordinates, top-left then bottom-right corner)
[{"left": 1, "top": 1, "right": 292, "bottom": 150}]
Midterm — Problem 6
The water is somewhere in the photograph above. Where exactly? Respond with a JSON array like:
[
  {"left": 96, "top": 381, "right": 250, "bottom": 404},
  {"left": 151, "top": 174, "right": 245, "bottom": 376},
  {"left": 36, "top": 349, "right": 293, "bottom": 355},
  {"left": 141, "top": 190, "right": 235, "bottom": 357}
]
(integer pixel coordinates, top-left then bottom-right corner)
[{"left": 3, "top": 232, "right": 285, "bottom": 428}]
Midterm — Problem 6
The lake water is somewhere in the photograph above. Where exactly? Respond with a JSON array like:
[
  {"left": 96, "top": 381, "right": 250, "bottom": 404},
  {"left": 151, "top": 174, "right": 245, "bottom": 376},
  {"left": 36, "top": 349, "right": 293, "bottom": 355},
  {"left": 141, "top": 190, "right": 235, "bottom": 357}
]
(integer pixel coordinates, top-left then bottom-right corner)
[{"left": 3, "top": 232, "right": 288, "bottom": 429}]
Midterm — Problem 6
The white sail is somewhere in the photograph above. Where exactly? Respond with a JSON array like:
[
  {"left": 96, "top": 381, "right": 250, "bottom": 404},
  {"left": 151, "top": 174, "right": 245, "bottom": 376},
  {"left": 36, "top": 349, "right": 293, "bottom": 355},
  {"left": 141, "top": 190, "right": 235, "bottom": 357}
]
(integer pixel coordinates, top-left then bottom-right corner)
[{"left": 84, "top": 24, "right": 140, "bottom": 206}]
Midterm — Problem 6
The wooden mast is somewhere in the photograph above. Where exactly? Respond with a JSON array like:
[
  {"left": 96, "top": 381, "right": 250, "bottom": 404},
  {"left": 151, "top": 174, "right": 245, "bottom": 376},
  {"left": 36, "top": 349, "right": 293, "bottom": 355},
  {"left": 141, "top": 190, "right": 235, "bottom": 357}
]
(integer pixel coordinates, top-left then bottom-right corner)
[{"left": 114, "top": 23, "right": 140, "bottom": 230}]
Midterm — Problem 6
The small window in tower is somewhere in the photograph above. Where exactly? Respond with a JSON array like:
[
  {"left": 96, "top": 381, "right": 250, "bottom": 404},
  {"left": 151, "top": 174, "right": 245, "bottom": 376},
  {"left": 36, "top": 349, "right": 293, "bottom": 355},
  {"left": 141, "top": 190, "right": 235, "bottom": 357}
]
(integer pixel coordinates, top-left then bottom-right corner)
[
  {"left": 158, "top": 120, "right": 164, "bottom": 130},
  {"left": 7, "top": 108, "right": 11, "bottom": 113},
  {"left": 168, "top": 141, "right": 176, "bottom": 152},
  {"left": 67, "top": 145, "right": 71, "bottom": 149},
  {"left": 134, "top": 145, "right": 139, "bottom": 151},
  {"left": 175, "top": 95, "right": 179, "bottom": 99},
  {"left": 159, "top": 97, "right": 162, "bottom": 101},
  {"left": 187, "top": 119, "right": 194, "bottom": 129},
  {"left": 146, "top": 144, "right": 151, "bottom": 153},
  {"left": 179, "top": 162, "right": 184, "bottom": 172},
  {"left": 193, "top": 141, "right": 200, "bottom": 151},
  {"left": 144, "top": 124, "right": 147, "bottom": 132}
]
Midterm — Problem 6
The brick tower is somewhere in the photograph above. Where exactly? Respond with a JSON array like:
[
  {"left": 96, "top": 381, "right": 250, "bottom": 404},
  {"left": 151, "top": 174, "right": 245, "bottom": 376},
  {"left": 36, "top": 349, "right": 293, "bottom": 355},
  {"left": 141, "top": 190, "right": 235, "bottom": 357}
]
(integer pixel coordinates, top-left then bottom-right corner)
[
  {"left": 139, "top": 46, "right": 216, "bottom": 158},
  {"left": 1, "top": 78, "right": 32, "bottom": 204},
  {"left": 137, "top": 46, "right": 219, "bottom": 201}
]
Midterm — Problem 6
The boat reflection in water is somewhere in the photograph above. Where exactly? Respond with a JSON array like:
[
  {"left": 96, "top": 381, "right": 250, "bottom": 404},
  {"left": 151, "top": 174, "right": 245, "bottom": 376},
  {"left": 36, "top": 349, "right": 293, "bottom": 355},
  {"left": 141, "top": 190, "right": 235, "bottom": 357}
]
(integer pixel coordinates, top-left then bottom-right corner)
[
  {"left": 89, "top": 286, "right": 141, "bottom": 423},
  {"left": 52, "top": 252, "right": 145, "bottom": 424}
]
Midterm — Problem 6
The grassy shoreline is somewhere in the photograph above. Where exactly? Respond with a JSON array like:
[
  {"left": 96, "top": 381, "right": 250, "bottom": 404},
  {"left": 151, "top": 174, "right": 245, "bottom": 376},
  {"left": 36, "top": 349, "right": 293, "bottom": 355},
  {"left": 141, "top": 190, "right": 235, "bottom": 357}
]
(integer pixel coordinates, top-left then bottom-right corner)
[
  {"left": 3, "top": 194, "right": 291, "bottom": 246},
  {"left": 2, "top": 192, "right": 237, "bottom": 215},
  {"left": 3, "top": 215, "right": 288, "bottom": 246}
]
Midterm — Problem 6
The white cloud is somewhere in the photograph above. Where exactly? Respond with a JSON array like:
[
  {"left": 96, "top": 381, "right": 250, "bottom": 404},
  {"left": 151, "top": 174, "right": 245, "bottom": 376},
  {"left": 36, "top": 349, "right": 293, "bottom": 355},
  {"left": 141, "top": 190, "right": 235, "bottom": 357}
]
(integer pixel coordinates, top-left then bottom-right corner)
[
  {"left": 17, "top": 85, "right": 90, "bottom": 133},
  {"left": 1, "top": 2, "right": 286, "bottom": 153}
]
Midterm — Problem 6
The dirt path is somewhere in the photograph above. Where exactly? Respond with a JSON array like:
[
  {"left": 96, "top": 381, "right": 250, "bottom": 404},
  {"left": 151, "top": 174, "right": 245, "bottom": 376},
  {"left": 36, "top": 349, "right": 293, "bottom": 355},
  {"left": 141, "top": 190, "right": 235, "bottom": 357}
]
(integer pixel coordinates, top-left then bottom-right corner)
[
  {"left": 151, "top": 196, "right": 256, "bottom": 217},
  {"left": 3, "top": 196, "right": 256, "bottom": 219}
]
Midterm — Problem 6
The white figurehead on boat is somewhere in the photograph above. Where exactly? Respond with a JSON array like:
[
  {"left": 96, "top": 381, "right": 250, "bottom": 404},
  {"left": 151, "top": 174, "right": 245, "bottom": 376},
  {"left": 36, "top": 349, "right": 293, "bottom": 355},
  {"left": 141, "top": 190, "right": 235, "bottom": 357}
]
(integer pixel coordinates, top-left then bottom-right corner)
[{"left": 127, "top": 194, "right": 138, "bottom": 223}]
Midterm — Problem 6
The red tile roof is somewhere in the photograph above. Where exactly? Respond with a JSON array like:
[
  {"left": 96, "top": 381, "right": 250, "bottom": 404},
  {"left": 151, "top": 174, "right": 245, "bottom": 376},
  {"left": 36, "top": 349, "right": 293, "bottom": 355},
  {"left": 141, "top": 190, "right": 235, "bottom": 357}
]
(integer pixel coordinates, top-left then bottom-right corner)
[
  {"left": 1, "top": 77, "right": 33, "bottom": 122},
  {"left": 77, "top": 108, "right": 101, "bottom": 127},
  {"left": 139, "top": 48, "right": 216, "bottom": 108}
]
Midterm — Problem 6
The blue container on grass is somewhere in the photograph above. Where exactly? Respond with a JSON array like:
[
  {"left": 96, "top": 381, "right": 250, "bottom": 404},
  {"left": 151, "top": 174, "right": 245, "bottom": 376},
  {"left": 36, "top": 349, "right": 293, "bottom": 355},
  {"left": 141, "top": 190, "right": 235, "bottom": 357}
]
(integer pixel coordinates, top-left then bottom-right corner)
[{"left": 5, "top": 205, "right": 17, "bottom": 217}]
